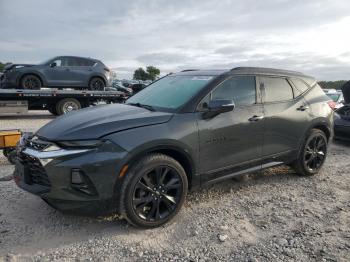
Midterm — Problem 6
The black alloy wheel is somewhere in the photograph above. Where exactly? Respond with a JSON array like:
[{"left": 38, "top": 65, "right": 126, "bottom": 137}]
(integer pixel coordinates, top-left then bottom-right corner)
[
  {"left": 292, "top": 129, "right": 328, "bottom": 176},
  {"left": 132, "top": 166, "right": 183, "bottom": 222},
  {"left": 21, "top": 75, "right": 42, "bottom": 90},
  {"left": 89, "top": 77, "right": 105, "bottom": 91},
  {"left": 123, "top": 154, "right": 188, "bottom": 228},
  {"left": 303, "top": 134, "right": 327, "bottom": 172}
]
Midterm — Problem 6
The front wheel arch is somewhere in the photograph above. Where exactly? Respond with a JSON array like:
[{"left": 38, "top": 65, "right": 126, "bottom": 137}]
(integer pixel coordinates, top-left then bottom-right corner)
[{"left": 19, "top": 73, "right": 44, "bottom": 88}]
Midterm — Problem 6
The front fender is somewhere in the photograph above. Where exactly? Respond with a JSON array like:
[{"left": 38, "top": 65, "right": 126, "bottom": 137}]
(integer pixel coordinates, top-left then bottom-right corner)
[
  {"left": 16, "top": 68, "right": 48, "bottom": 86},
  {"left": 104, "top": 114, "right": 199, "bottom": 177}
]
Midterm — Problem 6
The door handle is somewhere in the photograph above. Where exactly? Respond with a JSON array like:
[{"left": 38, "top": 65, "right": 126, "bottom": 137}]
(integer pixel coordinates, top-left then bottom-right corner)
[
  {"left": 297, "top": 105, "right": 309, "bottom": 111},
  {"left": 249, "top": 115, "right": 264, "bottom": 121}
]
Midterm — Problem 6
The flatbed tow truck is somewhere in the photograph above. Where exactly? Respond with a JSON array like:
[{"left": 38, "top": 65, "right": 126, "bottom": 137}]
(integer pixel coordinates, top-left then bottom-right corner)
[{"left": 0, "top": 88, "right": 127, "bottom": 115}]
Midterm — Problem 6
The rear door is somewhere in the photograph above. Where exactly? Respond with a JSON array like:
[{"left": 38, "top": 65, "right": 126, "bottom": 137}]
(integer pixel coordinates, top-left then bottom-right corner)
[
  {"left": 65, "top": 57, "right": 93, "bottom": 86},
  {"left": 197, "top": 75, "right": 264, "bottom": 182},
  {"left": 259, "top": 76, "right": 311, "bottom": 160}
]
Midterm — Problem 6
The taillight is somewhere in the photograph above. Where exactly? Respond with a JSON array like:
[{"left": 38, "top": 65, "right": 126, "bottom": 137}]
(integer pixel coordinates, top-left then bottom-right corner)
[{"left": 327, "top": 100, "right": 336, "bottom": 110}]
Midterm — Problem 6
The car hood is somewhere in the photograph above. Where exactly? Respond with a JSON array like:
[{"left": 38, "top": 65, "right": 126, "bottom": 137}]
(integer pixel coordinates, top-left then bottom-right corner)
[
  {"left": 36, "top": 104, "right": 173, "bottom": 141},
  {"left": 341, "top": 81, "right": 350, "bottom": 104},
  {"left": 4, "top": 63, "right": 35, "bottom": 71}
]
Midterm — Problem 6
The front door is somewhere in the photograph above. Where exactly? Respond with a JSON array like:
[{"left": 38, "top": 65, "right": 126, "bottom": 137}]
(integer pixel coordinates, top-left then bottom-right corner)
[
  {"left": 197, "top": 75, "right": 264, "bottom": 182},
  {"left": 43, "top": 57, "right": 76, "bottom": 87}
]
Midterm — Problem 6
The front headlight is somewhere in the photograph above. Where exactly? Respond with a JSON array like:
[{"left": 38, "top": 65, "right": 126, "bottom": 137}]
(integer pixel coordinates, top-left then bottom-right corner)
[{"left": 57, "top": 140, "right": 103, "bottom": 149}]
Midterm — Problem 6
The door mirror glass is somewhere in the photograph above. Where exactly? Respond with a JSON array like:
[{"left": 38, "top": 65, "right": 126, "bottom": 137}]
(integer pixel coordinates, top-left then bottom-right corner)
[
  {"left": 203, "top": 99, "right": 235, "bottom": 119},
  {"left": 50, "top": 62, "right": 57, "bottom": 68}
]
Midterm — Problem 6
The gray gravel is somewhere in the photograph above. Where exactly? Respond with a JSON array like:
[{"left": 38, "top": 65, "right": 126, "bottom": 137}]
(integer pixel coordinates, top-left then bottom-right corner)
[{"left": 0, "top": 111, "right": 349, "bottom": 261}]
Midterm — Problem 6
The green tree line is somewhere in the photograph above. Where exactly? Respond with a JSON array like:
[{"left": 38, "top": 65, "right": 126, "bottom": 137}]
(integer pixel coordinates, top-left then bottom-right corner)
[
  {"left": 318, "top": 80, "right": 348, "bottom": 90},
  {"left": 0, "top": 61, "right": 11, "bottom": 72},
  {"left": 133, "top": 66, "right": 160, "bottom": 81}
]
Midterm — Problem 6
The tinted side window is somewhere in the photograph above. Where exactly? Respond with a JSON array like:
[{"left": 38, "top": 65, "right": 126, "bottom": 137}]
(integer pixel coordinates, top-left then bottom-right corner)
[
  {"left": 84, "top": 59, "right": 96, "bottom": 66},
  {"left": 66, "top": 57, "right": 80, "bottom": 66},
  {"left": 75, "top": 58, "right": 95, "bottom": 66},
  {"left": 52, "top": 57, "right": 69, "bottom": 67},
  {"left": 212, "top": 76, "right": 256, "bottom": 106},
  {"left": 51, "top": 58, "right": 62, "bottom": 67},
  {"left": 262, "top": 77, "right": 293, "bottom": 102},
  {"left": 291, "top": 78, "right": 310, "bottom": 94}
]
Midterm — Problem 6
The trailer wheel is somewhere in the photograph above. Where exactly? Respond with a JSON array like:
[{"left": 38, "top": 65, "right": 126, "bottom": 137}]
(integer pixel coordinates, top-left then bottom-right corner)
[{"left": 56, "top": 98, "right": 81, "bottom": 115}]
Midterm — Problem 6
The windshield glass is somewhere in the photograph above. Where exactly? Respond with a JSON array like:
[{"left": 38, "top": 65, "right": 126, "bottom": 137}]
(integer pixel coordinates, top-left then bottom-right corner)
[{"left": 127, "top": 75, "right": 214, "bottom": 111}]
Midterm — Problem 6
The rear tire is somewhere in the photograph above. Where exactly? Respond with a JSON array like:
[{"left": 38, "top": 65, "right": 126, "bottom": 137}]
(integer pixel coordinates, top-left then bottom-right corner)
[
  {"left": 56, "top": 98, "right": 81, "bottom": 115},
  {"left": 121, "top": 153, "right": 188, "bottom": 228},
  {"left": 292, "top": 129, "right": 328, "bottom": 176},
  {"left": 20, "top": 74, "right": 42, "bottom": 90},
  {"left": 89, "top": 77, "right": 105, "bottom": 91}
]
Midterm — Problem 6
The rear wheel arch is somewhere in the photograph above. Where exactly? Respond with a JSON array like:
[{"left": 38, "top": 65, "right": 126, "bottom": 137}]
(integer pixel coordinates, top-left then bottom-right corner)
[{"left": 89, "top": 75, "right": 106, "bottom": 85}]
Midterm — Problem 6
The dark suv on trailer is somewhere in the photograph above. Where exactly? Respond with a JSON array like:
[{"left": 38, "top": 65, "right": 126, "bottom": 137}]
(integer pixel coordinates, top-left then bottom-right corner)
[
  {"left": 14, "top": 67, "right": 333, "bottom": 228},
  {"left": 0, "top": 56, "right": 111, "bottom": 90}
]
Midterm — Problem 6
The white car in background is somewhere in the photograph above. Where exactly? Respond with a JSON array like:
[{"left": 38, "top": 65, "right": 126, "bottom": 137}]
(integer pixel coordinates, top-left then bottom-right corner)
[{"left": 324, "top": 89, "right": 345, "bottom": 109}]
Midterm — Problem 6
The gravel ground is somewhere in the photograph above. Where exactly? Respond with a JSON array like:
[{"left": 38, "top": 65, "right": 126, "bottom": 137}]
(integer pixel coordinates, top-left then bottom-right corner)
[{"left": 0, "top": 111, "right": 349, "bottom": 261}]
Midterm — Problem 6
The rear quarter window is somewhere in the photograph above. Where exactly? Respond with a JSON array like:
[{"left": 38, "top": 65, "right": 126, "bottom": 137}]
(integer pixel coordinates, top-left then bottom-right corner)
[
  {"left": 261, "top": 77, "right": 294, "bottom": 102},
  {"left": 291, "top": 78, "right": 310, "bottom": 95}
]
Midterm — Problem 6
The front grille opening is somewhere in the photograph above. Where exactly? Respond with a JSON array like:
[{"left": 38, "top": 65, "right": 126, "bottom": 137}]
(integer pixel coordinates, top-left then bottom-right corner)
[{"left": 20, "top": 153, "right": 51, "bottom": 187}]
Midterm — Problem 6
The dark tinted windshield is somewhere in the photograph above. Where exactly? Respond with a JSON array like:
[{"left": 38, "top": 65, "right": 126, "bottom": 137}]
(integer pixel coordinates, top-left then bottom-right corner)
[{"left": 127, "top": 75, "right": 214, "bottom": 111}]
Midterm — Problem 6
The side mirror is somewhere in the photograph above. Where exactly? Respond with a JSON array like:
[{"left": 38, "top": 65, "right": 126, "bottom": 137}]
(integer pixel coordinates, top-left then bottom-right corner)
[
  {"left": 202, "top": 99, "right": 235, "bottom": 119},
  {"left": 50, "top": 62, "right": 57, "bottom": 68}
]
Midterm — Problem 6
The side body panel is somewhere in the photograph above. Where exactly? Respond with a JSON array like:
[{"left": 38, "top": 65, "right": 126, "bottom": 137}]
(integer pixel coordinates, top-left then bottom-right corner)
[
  {"left": 196, "top": 105, "right": 264, "bottom": 179},
  {"left": 105, "top": 113, "right": 200, "bottom": 186}
]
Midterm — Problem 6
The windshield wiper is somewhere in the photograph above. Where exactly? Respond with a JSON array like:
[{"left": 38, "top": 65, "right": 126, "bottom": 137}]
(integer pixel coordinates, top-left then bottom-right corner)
[{"left": 127, "top": 102, "right": 156, "bottom": 111}]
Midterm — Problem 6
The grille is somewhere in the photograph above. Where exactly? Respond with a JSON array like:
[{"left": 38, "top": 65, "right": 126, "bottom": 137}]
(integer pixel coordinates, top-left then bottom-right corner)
[{"left": 20, "top": 153, "right": 51, "bottom": 187}]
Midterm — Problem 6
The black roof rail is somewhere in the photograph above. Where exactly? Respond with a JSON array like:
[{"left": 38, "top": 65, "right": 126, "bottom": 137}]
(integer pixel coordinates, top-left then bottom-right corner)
[{"left": 231, "top": 67, "right": 304, "bottom": 76}]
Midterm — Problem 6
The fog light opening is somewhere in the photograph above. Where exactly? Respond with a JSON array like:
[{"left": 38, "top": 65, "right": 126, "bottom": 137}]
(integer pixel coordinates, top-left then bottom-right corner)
[
  {"left": 71, "top": 169, "right": 84, "bottom": 184},
  {"left": 70, "top": 169, "right": 98, "bottom": 196}
]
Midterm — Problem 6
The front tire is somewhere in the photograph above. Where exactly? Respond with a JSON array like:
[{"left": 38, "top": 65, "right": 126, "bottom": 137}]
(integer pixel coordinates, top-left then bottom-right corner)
[
  {"left": 121, "top": 154, "right": 188, "bottom": 228},
  {"left": 20, "top": 74, "right": 42, "bottom": 90},
  {"left": 292, "top": 129, "right": 328, "bottom": 176}
]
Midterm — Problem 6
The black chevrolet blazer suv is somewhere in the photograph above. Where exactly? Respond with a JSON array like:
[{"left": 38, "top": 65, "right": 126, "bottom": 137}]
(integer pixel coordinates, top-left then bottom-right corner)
[{"left": 14, "top": 67, "right": 333, "bottom": 228}]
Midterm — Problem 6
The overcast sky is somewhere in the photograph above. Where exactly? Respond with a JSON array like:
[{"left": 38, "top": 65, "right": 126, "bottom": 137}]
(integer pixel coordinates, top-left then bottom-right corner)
[{"left": 1, "top": 0, "right": 350, "bottom": 80}]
